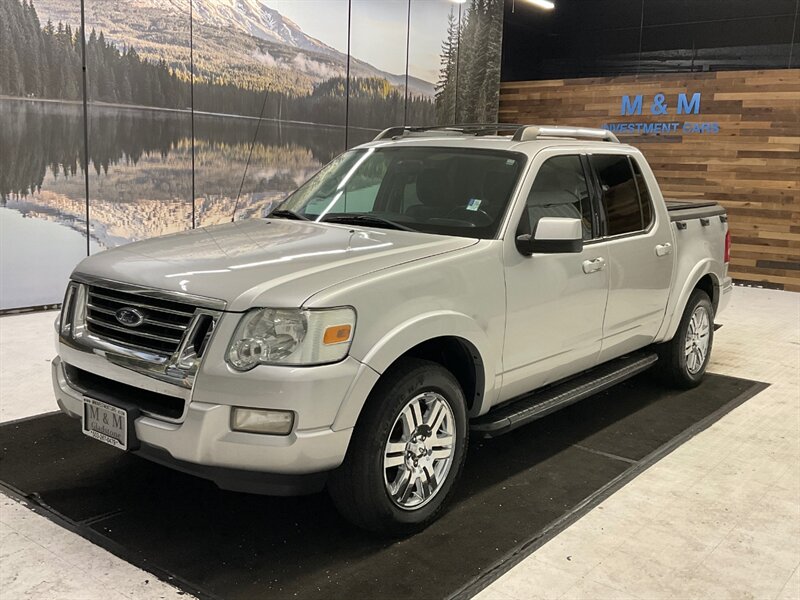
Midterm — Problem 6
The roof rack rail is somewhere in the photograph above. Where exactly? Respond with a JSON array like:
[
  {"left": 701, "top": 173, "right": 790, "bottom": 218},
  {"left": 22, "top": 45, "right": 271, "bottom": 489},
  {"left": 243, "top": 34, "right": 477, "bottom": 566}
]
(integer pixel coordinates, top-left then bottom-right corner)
[
  {"left": 372, "top": 123, "right": 620, "bottom": 144},
  {"left": 373, "top": 123, "right": 525, "bottom": 141},
  {"left": 511, "top": 125, "right": 620, "bottom": 143}
]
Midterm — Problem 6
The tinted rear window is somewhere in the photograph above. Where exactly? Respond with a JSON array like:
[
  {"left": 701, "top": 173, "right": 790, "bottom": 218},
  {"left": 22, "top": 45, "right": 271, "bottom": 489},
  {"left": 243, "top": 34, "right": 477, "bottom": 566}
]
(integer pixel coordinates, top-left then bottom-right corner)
[{"left": 592, "top": 154, "right": 642, "bottom": 236}]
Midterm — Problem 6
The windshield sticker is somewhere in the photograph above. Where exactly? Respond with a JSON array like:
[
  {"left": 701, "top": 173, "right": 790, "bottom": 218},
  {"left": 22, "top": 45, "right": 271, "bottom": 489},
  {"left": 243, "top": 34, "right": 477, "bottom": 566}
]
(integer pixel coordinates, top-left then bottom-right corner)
[{"left": 466, "top": 198, "right": 482, "bottom": 212}]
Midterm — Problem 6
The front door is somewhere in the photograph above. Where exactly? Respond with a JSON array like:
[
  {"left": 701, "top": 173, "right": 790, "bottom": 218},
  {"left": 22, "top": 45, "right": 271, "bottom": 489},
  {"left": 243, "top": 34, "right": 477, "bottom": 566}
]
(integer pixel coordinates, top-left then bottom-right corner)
[{"left": 500, "top": 152, "right": 609, "bottom": 402}]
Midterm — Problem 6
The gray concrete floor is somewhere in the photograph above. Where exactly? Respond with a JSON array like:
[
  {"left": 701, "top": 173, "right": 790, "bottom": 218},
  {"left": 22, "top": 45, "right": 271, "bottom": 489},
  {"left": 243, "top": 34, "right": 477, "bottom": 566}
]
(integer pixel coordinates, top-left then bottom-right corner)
[{"left": 1, "top": 286, "right": 798, "bottom": 599}]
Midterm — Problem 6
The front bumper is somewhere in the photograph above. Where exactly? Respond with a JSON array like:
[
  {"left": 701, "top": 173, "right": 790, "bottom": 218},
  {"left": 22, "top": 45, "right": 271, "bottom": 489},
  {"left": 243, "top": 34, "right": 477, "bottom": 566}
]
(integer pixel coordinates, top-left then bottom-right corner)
[{"left": 52, "top": 348, "right": 378, "bottom": 493}]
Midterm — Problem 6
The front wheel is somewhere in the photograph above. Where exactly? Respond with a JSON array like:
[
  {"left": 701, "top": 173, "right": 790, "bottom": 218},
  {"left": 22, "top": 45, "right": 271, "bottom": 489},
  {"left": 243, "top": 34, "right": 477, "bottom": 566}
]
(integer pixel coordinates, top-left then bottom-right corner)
[
  {"left": 327, "top": 358, "right": 468, "bottom": 536},
  {"left": 655, "top": 289, "right": 714, "bottom": 388}
]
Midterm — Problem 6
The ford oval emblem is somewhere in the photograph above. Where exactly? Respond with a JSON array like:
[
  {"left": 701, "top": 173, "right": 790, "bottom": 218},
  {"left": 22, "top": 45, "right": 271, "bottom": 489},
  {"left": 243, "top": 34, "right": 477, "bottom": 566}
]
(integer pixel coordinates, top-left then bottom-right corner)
[{"left": 115, "top": 307, "right": 146, "bottom": 328}]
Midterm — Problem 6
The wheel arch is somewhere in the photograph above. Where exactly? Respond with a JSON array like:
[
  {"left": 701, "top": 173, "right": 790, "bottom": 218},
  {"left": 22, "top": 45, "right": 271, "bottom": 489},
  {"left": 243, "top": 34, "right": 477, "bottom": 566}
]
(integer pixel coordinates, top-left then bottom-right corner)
[
  {"left": 397, "top": 336, "right": 485, "bottom": 416},
  {"left": 659, "top": 260, "right": 721, "bottom": 341},
  {"left": 333, "top": 312, "right": 498, "bottom": 430}
]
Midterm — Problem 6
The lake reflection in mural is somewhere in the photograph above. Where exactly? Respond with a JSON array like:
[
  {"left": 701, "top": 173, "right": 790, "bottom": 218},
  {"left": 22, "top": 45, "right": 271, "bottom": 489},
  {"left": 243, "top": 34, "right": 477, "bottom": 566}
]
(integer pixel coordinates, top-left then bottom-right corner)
[{"left": 0, "top": 98, "right": 348, "bottom": 309}]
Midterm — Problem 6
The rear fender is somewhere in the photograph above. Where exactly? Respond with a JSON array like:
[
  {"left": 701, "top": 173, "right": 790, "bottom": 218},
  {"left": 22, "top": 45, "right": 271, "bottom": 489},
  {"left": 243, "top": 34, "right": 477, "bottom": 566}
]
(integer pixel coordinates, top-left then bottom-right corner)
[{"left": 657, "top": 259, "right": 720, "bottom": 342}]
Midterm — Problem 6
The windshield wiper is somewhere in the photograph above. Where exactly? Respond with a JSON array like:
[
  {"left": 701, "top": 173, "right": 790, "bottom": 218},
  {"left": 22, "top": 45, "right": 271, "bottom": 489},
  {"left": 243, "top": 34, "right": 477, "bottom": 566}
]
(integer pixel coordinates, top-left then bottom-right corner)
[
  {"left": 269, "top": 209, "right": 309, "bottom": 221},
  {"left": 320, "top": 214, "right": 417, "bottom": 232}
]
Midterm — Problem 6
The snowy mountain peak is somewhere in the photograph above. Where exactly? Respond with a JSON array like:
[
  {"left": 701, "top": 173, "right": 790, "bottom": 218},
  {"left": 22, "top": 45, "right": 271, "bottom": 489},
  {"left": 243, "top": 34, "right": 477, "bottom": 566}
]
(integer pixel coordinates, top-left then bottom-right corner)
[{"left": 194, "top": 0, "right": 337, "bottom": 56}]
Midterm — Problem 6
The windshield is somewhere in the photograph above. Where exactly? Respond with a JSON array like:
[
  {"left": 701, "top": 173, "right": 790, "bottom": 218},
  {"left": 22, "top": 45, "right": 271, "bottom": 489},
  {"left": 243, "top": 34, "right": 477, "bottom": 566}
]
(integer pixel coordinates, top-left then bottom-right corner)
[{"left": 273, "top": 147, "right": 526, "bottom": 239}]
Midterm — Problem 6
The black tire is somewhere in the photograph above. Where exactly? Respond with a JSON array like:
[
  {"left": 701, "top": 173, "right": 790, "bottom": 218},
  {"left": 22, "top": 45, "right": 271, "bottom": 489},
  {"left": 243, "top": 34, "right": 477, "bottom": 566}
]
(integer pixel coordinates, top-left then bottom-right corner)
[
  {"left": 327, "top": 358, "right": 468, "bottom": 536},
  {"left": 655, "top": 289, "right": 714, "bottom": 389}
]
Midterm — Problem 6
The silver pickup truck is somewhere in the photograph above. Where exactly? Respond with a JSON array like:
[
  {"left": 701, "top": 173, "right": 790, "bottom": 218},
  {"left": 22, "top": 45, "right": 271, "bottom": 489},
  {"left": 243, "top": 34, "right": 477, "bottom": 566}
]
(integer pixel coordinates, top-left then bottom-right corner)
[{"left": 53, "top": 124, "right": 732, "bottom": 534}]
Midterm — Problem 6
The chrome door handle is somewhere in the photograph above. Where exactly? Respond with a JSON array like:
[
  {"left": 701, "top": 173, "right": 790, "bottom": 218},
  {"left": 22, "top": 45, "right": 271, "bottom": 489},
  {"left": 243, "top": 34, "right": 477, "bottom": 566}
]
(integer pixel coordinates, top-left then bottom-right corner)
[
  {"left": 582, "top": 257, "right": 606, "bottom": 274},
  {"left": 655, "top": 243, "right": 673, "bottom": 257}
]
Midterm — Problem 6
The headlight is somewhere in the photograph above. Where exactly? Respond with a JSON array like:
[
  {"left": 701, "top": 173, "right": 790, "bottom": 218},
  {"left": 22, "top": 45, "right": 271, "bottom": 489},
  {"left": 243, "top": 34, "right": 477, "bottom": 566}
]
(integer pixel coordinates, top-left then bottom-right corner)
[{"left": 226, "top": 307, "right": 355, "bottom": 371}]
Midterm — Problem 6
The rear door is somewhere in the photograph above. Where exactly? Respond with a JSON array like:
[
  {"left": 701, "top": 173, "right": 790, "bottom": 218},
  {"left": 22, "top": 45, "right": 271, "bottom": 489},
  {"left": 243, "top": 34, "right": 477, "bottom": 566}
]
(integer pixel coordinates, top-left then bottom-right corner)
[
  {"left": 589, "top": 153, "right": 674, "bottom": 362},
  {"left": 500, "top": 151, "right": 609, "bottom": 402}
]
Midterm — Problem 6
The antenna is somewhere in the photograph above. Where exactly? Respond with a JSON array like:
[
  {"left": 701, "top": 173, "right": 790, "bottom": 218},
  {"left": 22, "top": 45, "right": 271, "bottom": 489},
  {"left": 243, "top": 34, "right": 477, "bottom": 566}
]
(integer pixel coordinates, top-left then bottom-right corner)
[{"left": 231, "top": 89, "right": 271, "bottom": 223}]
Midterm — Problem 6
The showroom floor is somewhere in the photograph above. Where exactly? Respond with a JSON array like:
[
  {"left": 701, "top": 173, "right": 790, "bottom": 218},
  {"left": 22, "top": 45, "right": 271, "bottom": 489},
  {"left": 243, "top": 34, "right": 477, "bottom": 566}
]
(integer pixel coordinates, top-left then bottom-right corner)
[{"left": 0, "top": 286, "right": 798, "bottom": 600}]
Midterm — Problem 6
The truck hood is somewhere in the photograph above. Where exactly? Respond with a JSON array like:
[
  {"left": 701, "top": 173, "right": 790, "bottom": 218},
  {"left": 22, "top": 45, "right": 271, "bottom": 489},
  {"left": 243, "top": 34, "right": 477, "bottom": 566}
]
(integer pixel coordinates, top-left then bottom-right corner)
[{"left": 73, "top": 219, "right": 478, "bottom": 311}]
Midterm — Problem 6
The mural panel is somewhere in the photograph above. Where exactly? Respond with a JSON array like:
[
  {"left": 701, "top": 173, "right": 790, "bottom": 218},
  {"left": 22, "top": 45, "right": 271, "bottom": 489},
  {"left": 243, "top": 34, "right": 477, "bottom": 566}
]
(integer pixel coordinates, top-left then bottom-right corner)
[
  {"left": 442, "top": 0, "right": 504, "bottom": 125},
  {"left": 81, "top": 0, "right": 193, "bottom": 250},
  {"left": 0, "top": 0, "right": 90, "bottom": 310},
  {"left": 346, "top": 0, "right": 412, "bottom": 146},
  {"left": 1, "top": 0, "right": 506, "bottom": 310},
  {"left": 192, "top": 0, "right": 349, "bottom": 226},
  {"left": 408, "top": 0, "right": 457, "bottom": 127}
]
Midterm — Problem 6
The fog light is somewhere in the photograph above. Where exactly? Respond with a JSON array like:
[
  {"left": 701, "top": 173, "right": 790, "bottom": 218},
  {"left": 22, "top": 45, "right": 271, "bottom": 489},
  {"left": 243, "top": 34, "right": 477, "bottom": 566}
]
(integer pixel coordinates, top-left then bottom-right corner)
[{"left": 231, "top": 408, "right": 294, "bottom": 435}]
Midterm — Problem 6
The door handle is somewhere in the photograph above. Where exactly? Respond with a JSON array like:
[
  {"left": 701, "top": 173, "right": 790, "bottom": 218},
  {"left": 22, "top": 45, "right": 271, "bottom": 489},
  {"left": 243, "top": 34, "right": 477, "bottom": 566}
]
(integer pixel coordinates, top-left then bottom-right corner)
[
  {"left": 582, "top": 257, "right": 606, "bottom": 274},
  {"left": 655, "top": 243, "right": 673, "bottom": 257}
]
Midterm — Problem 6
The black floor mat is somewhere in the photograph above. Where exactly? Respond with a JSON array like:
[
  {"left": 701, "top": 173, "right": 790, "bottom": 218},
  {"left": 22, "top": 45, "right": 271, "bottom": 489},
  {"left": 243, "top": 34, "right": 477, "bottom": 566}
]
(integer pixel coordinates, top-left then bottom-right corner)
[{"left": 0, "top": 373, "right": 766, "bottom": 600}]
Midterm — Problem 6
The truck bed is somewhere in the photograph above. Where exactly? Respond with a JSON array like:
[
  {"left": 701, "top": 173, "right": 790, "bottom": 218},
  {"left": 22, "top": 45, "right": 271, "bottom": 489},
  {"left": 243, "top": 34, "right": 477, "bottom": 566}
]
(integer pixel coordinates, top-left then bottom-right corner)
[{"left": 665, "top": 200, "right": 727, "bottom": 222}]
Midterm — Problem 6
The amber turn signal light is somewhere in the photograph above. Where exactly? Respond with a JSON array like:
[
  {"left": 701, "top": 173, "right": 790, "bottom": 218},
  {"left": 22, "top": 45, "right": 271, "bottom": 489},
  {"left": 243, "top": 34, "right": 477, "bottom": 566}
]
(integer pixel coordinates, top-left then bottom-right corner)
[{"left": 323, "top": 324, "right": 352, "bottom": 345}]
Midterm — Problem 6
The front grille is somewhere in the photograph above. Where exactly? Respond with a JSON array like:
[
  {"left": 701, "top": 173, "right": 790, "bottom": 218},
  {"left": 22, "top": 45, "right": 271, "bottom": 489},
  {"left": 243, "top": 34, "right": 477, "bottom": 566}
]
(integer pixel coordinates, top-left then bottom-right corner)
[{"left": 86, "top": 285, "right": 197, "bottom": 356}]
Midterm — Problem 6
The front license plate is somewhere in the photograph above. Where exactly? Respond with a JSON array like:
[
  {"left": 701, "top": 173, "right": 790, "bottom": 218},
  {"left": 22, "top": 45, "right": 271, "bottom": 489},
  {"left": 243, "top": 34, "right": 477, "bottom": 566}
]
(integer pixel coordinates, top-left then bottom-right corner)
[{"left": 83, "top": 397, "right": 128, "bottom": 450}]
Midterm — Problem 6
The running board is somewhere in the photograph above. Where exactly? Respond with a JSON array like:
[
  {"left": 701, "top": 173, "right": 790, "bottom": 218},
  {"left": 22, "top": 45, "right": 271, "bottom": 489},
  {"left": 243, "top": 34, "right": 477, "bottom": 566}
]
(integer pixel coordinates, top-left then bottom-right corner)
[{"left": 471, "top": 351, "right": 659, "bottom": 438}]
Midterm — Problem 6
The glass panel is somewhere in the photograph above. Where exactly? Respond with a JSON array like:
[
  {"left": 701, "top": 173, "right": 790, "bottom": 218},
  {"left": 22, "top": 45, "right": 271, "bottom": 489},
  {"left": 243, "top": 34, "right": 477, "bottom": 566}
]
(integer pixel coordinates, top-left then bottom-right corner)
[
  {"left": 592, "top": 154, "right": 643, "bottom": 236},
  {"left": 192, "top": 0, "right": 348, "bottom": 225},
  {"left": 84, "top": 0, "right": 193, "bottom": 251},
  {"left": 407, "top": 0, "right": 448, "bottom": 126},
  {"left": 347, "top": 0, "right": 410, "bottom": 144},
  {"left": 454, "top": 0, "right": 504, "bottom": 123},
  {"left": 522, "top": 156, "right": 593, "bottom": 240},
  {"left": 0, "top": 0, "right": 90, "bottom": 309}
]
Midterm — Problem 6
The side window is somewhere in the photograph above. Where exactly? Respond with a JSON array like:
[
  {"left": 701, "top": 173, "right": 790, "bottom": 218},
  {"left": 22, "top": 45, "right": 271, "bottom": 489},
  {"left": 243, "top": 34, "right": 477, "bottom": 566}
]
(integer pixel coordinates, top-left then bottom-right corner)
[
  {"left": 519, "top": 155, "right": 593, "bottom": 240},
  {"left": 630, "top": 157, "right": 653, "bottom": 228},
  {"left": 592, "top": 154, "right": 643, "bottom": 236}
]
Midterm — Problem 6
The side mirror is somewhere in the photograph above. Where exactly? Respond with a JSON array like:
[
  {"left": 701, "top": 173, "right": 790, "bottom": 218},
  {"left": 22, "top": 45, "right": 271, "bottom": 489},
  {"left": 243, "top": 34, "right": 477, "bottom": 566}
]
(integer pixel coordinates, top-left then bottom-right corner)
[{"left": 516, "top": 217, "right": 583, "bottom": 256}]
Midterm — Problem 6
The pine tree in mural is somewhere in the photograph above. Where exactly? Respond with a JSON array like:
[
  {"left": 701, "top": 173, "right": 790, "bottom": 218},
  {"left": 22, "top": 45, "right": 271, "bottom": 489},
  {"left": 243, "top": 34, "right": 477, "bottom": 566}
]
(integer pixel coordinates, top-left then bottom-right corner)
[
  {"left": 0, "top": 0, "right": 81, "bottom": 100},
  {"left": 435, "top": 10, "right": 459, "bottom": 125},
  {"left": 435, "top": 0, "right": 503, "bottom": 125}
]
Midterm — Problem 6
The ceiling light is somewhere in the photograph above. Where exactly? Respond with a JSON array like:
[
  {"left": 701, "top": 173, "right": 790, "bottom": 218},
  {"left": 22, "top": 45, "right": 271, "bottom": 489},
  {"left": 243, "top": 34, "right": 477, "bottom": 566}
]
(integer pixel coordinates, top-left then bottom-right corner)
[{"left": 528, "top": 0, "right": 555, "bottom": 9}]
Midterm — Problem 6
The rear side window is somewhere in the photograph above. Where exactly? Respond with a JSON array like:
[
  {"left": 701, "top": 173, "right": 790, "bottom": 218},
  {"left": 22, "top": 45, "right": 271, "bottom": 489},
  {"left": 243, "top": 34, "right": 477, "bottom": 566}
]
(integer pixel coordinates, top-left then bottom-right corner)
[
  {"left": 520, "top": 155, "right": 593, "bottom": 240},
  {"left": 592, "top": 154, "right": 644, "bottom": 236}
]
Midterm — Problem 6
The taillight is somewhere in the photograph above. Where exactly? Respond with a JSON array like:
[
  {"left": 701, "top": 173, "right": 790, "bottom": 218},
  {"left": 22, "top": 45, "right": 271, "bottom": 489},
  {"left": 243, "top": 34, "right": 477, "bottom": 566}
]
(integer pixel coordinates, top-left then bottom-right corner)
[{"left": 724, "top": 229, "right": 731, "bottom": 263}]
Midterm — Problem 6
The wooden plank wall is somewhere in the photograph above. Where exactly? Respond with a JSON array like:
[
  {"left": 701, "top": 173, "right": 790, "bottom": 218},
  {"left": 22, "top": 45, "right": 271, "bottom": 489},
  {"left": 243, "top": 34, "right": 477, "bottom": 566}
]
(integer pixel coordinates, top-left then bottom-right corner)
[{"left": 499, "top": 69, "right": 800, "bottom": 291}]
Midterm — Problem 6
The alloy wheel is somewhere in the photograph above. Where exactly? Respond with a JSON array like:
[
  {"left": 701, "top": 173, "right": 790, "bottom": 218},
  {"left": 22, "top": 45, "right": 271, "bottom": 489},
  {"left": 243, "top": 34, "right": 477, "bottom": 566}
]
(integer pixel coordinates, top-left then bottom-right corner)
[
  {"left": 684, "top": 305, "right": 711, "bottom": 374},
  {"left": 383, "top": 391, "right": 456, "bottom": 510}
]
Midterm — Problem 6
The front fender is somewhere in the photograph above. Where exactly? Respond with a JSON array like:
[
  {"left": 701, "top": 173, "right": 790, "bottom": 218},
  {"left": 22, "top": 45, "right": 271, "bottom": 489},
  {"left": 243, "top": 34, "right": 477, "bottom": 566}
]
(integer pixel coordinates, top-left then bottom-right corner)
[
  {"left": 332, "top": 311, "right": 500, "bottom": 430},
  {"left": 658, "top": 259, "right": 720, "bottom": 342}
]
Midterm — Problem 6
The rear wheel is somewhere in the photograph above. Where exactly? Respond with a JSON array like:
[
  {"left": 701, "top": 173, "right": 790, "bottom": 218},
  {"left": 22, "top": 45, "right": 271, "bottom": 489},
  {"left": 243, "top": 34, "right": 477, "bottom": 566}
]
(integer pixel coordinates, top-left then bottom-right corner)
[
  {"left": 327, "top": 358, "right": 468, "bottom": 536},
  {"left": 655, "top": 289, "right": 714, "bottom": 388}
]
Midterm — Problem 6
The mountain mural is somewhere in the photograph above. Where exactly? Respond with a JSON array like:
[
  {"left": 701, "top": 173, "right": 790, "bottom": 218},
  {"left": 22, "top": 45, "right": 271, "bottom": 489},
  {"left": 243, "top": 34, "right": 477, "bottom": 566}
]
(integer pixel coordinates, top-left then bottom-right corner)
[
  {"left": 193, "top": 0, "right": 340, "bottom": 57},
  {"left": 31, "top": 0, "right": 435, "bottom": 97}
]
